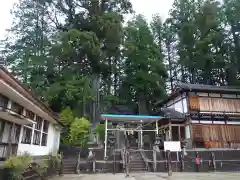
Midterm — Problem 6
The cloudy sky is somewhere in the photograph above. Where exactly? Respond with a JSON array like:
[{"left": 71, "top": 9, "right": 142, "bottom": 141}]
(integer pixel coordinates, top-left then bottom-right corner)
[{"left": 0, "top": 0, "right": 174, "bottom": 39}]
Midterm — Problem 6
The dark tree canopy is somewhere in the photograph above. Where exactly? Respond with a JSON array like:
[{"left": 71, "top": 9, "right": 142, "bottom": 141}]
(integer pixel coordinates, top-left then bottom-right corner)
[{"left": 1, "top": 0, "right": 240, "bottom": 120}]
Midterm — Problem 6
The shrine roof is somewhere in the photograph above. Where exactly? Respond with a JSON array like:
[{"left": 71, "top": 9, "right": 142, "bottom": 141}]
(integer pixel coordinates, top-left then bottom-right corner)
[{"left": 100, "top": 114, "right": 163, "bottom": 122}]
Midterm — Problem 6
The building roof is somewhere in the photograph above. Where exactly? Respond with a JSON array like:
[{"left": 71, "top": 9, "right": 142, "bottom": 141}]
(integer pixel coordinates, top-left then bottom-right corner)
[
  {"left": 105, "top": 105, "right": 136, "bottom": 115},
  {"left": 152, "top": 107, "right": 185, "bottom": 121},
  {"left": 0, "top": 66, "right": 63, "bottom": 126},
  {"left": 178, "top": 83, "right": 240, "bottom": 93},
  {"left": 156, "top": 83, "right": 240, "bottom": 107},
  {"left": 159, "top": 108, "right": 185, "bottom": 120}
]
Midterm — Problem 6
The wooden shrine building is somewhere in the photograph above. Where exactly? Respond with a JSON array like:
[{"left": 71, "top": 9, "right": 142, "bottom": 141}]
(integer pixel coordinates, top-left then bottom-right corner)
[{"left": 155, "top": 83, "right": 240, "bottom": 149}]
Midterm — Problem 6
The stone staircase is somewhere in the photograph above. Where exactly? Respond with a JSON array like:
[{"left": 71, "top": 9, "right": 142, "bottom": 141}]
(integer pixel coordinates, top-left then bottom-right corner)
[
  {"left": 129, "top": 150, "right": 147, "bottom": 172},
  {"left": 62, "top": 157, "right": 77, "bottom": 174}
]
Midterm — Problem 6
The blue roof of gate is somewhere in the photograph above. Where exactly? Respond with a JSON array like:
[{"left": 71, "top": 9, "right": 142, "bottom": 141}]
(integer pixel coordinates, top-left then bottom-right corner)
[{"left": 100, "top": 114, "right": 163, "bottom": 122}]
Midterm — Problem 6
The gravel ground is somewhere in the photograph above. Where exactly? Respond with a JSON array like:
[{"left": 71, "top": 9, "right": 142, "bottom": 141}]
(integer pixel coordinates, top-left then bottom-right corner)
[{"left": 50, "top": 172, "right": 240, "bottom": 180}]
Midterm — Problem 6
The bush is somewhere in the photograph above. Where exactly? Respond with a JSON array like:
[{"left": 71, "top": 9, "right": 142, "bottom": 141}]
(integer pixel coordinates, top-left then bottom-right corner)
[
  {"left": 3, "top": 153, "right": 61, "bottom": 180},
  {"left": 49, "top": 153, "right": 61, "bottom": 169},
  {"left": 69, "top": 117, "right": 91, "bottom": 147},
  {"left": 4, "top": 153, "right": 32, "bottom": 180},
  {"left": 95, "top": 123, "right": 105, "bottom": 141}
]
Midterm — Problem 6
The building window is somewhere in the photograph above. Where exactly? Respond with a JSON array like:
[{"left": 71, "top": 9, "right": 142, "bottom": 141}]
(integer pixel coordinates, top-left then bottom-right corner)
[
  {"left": 21, "top": 126, "right": 32, "bottom": 144},
  {"left": 209, "top": 93, "right": 221, "bottom": 97},
  {"left": 43, "top": 120, "right": 49, "bottom": 133},
  {"left": 12, "top": 124, "right": 21, "bottom": 144},
  {"left": 197, "top": 92, "right": 208, "bottom": 97},
  {"left": 41, "top": 133, "right": 47, "bottom": 146},
  {"left": 11, "top": 102, "right": 24, "bottom": 114},
  {"left": 26, "top": 110, "right": 35, "bottom": 120},
  {"left": 36, "top": 116, "right": 43, "bottom": 130},
  {"left": 0, "top": 94, "right": 8, "bottom": 109},
  {"left": 41, "top": 120, "right": 49, "bottom": 146},
  {"left": 21, "top": 118, "right": 49, "bottom": 146},
  {"left": 33, "top": 116, "right": 43, "bottom": 145},
  {"left": 222, "top": 94, "right": 237, "bottom": 98},
  {"left": 33, "top": 130, "right": 41, "bottom": 145},
  {"left": 0, "top": 120, "right": 21, "bottom": 144}
]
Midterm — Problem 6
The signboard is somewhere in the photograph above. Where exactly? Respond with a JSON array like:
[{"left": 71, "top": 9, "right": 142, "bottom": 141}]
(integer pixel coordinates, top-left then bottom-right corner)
[{"left": 164, "top": 141, "right": 181, "bottom": 152}]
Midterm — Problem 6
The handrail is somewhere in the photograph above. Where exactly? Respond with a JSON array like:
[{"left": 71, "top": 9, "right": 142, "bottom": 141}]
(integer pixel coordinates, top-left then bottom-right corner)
[
  {"left": 121, "top": 149, "right": 125, "bottom": 166},
  {"left": 139, "top": 149, "right": 150, "bottom": 171}
]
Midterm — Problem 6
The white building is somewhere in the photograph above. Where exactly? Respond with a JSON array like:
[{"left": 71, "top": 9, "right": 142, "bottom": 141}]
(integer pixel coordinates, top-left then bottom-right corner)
[{"left": 0, "top": 66, "right": 62, "bottom": 159}]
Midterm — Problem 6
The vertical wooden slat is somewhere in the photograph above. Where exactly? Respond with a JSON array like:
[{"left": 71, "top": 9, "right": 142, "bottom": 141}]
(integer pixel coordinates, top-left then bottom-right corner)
[
  {"left": 191, "top": 124, "right": 240, "bottom": 148},
  {"left": 189, "top": 96, "right": 200, "bottom": 111},
  {"left": 198, "top": 97, "right": 240, "bottom": 113}
]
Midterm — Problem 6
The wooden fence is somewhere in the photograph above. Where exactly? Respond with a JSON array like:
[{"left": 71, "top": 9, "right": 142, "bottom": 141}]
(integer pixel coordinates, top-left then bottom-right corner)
[{"left": 86, "top": 149, "right": 240, "bottom": 173}]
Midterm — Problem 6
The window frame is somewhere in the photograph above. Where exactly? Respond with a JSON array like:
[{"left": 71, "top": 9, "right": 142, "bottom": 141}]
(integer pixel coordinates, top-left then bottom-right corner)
[
  {"left": 21, "top": 125, "right": 33, "bottom": 144},
  {"left": 21, "top": 115, "right": 49, "bottom": 146},
  {"left": 11, "top": 102, "right": 24, "bottom": 115},
  {"left": 0, "top": 94, "right": 9, "bottom": 109}
]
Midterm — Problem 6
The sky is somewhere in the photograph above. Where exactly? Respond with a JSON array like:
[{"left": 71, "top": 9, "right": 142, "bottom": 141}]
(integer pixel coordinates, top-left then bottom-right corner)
[{"left": 0, "top": 0, "right": 174, "bottom": 40}]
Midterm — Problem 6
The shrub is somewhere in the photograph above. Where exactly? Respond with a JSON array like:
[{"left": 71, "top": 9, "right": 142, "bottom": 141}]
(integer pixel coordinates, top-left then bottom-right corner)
[
  {"left": 69, "top": 117, "right": 91, "bottom": 147},
  {"left": 4, "top": 153, "right": 32, "bottom": 180},
  {"left": 95, "top": 123, "right": 105, "bottom": 141},
  {"left": 48, "top": 153, "right": 61, "bottom": 169}
]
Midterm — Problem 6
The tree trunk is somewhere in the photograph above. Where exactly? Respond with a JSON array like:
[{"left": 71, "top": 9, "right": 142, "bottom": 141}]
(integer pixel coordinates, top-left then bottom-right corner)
[
  {"left": 138, "top": 93, "right": 148, "bottom": 115},
  {"left": 91, "top": 74, "right": 100, "bottom": 123}
]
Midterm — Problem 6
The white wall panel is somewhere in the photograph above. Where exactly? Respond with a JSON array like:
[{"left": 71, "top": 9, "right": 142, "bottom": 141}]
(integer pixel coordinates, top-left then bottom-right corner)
[
  {"left": 182, "top": 98, "right": 188, "bottom": 113},
  {"left": 165, "top": 95, "right": 188, "bottom": 114},
  {"left": 17, "top": 122, "right": 60, "bottom": 156},
  {"left": 174, "top": 100, "right": 183, "bottom": 113}
]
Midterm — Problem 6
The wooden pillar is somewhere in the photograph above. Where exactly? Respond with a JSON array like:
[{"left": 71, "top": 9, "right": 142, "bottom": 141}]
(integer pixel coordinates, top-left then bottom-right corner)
[
  {"left": 180, "top": 151, "right": 184, "bottom": 172},
  {"left": 59, "top": 152, "right": 63, "bottom": 176},
  {"left": 178, "top": 125, "right": 181, "bottom": 141},
  {"left": 76, "top": 151, "right": 81, "bottom": 174},
  {"left": 104, "top": 118, "right": 108, "bottom": 159},
  {"left": 7, "top": 123, "right": 15, "bottom": 158},
  {"left": 166, "top": 150, "right": 172, "bottom": 176},
  {"left": 140, "top": 121, "right": 143, "bottom": 148},
  {"left": 210, "top": 152, "right": 216, "bottom": 171},
  {"left": 153, "top": 120, "right": 158, "bottom": 172},
  {"left": 153, "top": 146, "right": 157, "bottom": 172},
  {"left": 169, "top": 120, "right": 172, "bottom": 141},
  {"left": 156, "top": 120, "right": 159, "bottom": 135}
]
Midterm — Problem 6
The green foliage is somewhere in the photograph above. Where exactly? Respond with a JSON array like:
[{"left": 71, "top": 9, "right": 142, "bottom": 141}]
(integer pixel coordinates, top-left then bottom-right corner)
[
  {"left": 59, "top": 107, "right": 75, "bottom": 127},
  {"left": 2, "top": 0, "right": 240, "bottom": 119},
  {"left": 4, "top": 153, "right": 32, "bottom": 180},
  {"left": 122, "top": 14, "right": 167, "bottom": 113},
  {"left": 48, "top": 153, "right": 61, "bottom": 169},
  {"left": 59, "top": 107, "right": 75, "bottom": 144},
  {"left": 34, "top": 159, "right": 48, "bottom": 177},
  {"left": 95, "top": 123, "right": 105, "bottom": 141},
  {"left": 69, "top": 117, "right": 91, "bottom": 147}
]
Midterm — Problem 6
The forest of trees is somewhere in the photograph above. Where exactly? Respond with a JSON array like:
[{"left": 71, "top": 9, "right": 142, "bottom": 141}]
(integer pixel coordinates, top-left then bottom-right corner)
[{"left": 0, "top": 0, "right": 239, "bottom": 121}]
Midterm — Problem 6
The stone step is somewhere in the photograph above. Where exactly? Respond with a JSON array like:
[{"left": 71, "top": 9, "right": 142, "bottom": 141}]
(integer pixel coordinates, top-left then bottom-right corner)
[
  {"left": 62, "top": 160, "right": 77, "bottom": 164},
  {"left": 63, "top": 163, "right": 77, "bottom": 166},
  {"left": 129, "top": 168, "right": 146, "bottom": 172},
  {"left": 130, "top": 163, "right": 145, "bottom": 166},
  {"left": 63, "top": 166, "right": 75, "bottom": 170},
  {"left": 130, "top": 165, "right": 145, "bottom": 168},
  {"left": 63, "top": 171, "right": 76, "bottom": 174},
  {"left": 62, "top": 167, "right": 76, "bottom": 174}
]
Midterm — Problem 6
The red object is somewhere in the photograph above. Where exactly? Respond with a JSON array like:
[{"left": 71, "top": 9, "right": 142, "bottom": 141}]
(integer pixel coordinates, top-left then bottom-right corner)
[{"left": 195, "top": 156, "right": 200, "bottom": 165}]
